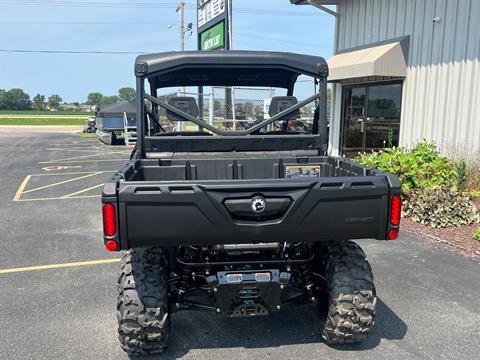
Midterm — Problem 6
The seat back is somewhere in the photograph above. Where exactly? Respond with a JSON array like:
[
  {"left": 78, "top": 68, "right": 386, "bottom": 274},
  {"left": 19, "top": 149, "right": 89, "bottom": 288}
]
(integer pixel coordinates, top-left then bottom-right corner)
[
  {"left": 268, "top": 96, "right": 300, "bottom": 120},
  {"left": 166, "top": 97, "right": 199, "bottom": 121}
]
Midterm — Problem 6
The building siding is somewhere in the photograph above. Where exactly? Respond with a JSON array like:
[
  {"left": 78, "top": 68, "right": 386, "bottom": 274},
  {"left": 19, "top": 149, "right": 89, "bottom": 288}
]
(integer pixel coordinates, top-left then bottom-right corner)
[{"left": 332, "top": 0, "right": 480, "bottom": 156}]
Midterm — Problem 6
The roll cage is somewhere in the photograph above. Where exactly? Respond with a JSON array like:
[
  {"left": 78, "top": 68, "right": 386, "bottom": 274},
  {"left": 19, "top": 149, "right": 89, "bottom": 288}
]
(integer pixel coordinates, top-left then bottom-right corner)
[{"left": 133, "top": 51, "right": 329, "bottom": 156}]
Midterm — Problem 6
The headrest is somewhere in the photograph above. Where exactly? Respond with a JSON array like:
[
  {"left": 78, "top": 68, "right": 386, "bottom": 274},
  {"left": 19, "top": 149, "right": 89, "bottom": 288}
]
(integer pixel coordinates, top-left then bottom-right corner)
[
  {"left": 269, "top": 96, "right": 300, "bottom": 120},
  {"left": 166, "top": 97, "right": 199, "bottom": 121}
]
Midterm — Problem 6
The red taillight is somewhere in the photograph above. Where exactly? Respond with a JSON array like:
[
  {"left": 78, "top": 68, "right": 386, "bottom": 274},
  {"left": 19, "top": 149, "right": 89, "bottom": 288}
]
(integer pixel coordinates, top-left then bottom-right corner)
[
  {"left": 390, "top": 195, "right": 402, "bottom": 226},
  {"left": 105, "top": 239, "right": 118, "bottom": 252},
  {"left": 388, "top": 229, "right": 399, "bottom": 240},
  {"left": 102, "top": 203, "right": 116, "bottom": 237}
]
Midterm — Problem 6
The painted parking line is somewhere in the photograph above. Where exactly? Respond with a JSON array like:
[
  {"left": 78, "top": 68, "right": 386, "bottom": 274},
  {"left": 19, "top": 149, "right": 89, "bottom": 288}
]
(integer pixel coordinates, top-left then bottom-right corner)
[
  {"left": 13, "top": 175, "right": 32, "bottom": 201},
  {"left": 39, "top": 148, "right": 130, "bottom": 164},
  {"left": 46, "top": 148, "right": 104, "bottom": 153},
  {"left": 0, "top": 258, "right": 121, "bottom": 275},
  {"left": 60, "top": 183, "right": 105, "bottom": 199},
  {"left": 47, "top": 147, "right": 130, "bottom": 155},
  {"left": 39, "top": 152, "right": 122, "bottom": 164},
  {"left": 13, "top": 195, "right": 101, "bottom": 202},
  {"left": 39, "top": 159, "right": 129, "bottom": 164},
  {"left": 33, "top": 171, "right": 118, "bottom": 176},
  {"left": 13, "top": 171, "right": 116, "bottom": 202},
  {"left": 42, "top": 165, "right": 83, "bottom": 172},
  {"left": 21, "top": 172, "right": 103, "bottom": 195}
]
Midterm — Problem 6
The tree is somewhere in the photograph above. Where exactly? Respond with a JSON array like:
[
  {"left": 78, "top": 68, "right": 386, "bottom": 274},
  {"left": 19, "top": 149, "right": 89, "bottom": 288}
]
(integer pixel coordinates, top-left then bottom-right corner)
[
  {"left": 33, "top": 94, "right": 46, "bottom": 110},
  {"left": 100, "top": 95, "right": 119, "bottom": 106},
  {"left": 118, "top": 87, "right": 136, "bottom": 103},
  {"left": 327, "top": 88, "right": 332, "bottom": 102},
  {"left": 254, "top": 105, "right": 263, "bottom": 119},
  {"left": 0, "top": 89, "right": 6, "bottom": 110},
  {"left": 47, "top": 94, "right": 63, "bottom": 110},
  {"left": 1, "top": 88, "right": 32, "bottom": 110},
  {"left": 86, "top": 92, "right": 104, "bottom": 107},
  {"left": 234, "top": 103, "right": 245, "bottom": 119},
  {"left": 243, "top": 102, "right": 255, "bottom": 118}
]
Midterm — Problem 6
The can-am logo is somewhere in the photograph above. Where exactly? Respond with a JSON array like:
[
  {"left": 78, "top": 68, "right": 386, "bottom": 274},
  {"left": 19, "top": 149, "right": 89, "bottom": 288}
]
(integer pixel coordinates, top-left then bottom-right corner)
[{"left": 251, "top": 197, "right": 266, "bottom": 213}]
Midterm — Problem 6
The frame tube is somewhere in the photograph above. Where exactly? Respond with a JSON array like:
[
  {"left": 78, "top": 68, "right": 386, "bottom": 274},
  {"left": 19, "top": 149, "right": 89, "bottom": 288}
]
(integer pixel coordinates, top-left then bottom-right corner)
[
  {"left": 144, "top": 92, "right": 322, "bottom": 137},
  {"left": 135, "top": 77, "right": 145, "bottom": 158}
]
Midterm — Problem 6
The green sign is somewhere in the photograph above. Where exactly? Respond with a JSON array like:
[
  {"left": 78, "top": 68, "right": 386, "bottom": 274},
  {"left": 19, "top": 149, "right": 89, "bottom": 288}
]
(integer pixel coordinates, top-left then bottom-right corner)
[{"left": 200, "top": 22, "right": 224, "bottom": 51}]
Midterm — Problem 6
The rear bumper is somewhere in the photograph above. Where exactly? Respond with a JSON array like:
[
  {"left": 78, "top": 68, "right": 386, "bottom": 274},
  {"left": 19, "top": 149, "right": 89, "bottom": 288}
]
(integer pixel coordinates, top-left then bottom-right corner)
[{"left": 103, "top": 175, "right": 400, "bottom": 249}]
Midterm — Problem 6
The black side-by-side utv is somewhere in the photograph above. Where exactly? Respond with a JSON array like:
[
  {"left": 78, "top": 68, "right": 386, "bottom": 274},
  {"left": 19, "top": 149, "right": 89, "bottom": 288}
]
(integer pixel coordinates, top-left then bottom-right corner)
[{"left": 101, "top": 51, "right": 402, "bottom": 356}]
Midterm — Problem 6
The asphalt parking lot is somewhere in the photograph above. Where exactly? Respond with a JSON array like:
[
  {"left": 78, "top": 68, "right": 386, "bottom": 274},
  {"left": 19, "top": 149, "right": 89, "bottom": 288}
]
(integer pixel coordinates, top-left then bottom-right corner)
[{"left": 0, "top": 129, "right": 479, "bottom": 360}]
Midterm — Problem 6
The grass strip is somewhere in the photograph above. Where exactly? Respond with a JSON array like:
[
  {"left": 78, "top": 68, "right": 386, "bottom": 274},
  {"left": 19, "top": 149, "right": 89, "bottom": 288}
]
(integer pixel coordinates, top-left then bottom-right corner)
[
  {"left": 79, "top": 132, "right": 97, "bottom": 137},
  {"left": 0, "top": 110, "right": 93, "bottom": 115}
]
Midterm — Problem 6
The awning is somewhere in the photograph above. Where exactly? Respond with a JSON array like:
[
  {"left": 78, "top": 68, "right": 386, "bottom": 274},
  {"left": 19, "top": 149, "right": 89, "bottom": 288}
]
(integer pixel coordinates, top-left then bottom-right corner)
[{"left": 327, "top": 40, "right": 408, "bottom": 82}]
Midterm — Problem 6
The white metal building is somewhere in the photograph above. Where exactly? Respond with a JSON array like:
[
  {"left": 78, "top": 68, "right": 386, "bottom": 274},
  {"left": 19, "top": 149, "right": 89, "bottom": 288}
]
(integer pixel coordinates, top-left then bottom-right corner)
[{"left": 292, "top": 0, "right": 480, "bottom": 157}]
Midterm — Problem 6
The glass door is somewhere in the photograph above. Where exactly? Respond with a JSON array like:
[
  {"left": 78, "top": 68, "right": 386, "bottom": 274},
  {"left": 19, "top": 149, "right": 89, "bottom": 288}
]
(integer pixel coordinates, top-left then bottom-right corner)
[
  {"left": 364, "top": 83, "right": 402, "bottom": 152},
  {"left": 341, "top": 82, "right": 402, "bottom": 156},
  {"left": 341, "top": 86, "right": 367, "bottom": 157}
]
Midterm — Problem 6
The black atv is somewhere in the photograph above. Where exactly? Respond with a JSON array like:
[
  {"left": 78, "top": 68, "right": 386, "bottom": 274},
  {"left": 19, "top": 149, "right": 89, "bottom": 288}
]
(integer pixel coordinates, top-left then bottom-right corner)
[{"left": 101, "top": 51, "right": 402, "bottom": 355}]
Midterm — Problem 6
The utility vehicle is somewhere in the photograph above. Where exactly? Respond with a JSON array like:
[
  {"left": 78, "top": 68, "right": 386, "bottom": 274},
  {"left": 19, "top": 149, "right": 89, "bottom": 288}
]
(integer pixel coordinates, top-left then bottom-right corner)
[
  {"left": 101, "top": 51, "right": 402, "bottom": 356},
  {"left": 82, "top": 116, "right": 96, "bottom": 134}
]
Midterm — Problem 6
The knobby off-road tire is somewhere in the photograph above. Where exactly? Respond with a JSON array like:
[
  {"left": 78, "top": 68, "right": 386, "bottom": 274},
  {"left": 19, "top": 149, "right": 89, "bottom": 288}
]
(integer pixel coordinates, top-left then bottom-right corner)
[
  {"left": 322, "top": 241, "right": 376, "bottom": 344},
  {"left": 117, "top": 248, "right": 170, "bottom": 356}
]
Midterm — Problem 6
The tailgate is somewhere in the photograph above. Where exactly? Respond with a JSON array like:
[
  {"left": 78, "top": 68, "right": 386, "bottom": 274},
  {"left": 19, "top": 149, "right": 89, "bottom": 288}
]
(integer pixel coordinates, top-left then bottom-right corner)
[{"left": 115, "top": 176, "right": 394, "bottom": 248}]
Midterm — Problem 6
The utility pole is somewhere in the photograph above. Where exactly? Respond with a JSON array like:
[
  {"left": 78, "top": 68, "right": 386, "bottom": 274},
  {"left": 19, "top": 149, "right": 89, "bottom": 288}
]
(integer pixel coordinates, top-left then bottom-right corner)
[
  {"left": 176, "top": 1, "right": 185, "bottom": 130},
  {"left": 227, "top": 0, "right": 233, "bottom": 49},
  {"left": 176, "top": 1, "right": 185, "bottom": 97},
  {"left": 177, "top": 2, "right": 185, "bottom": 52},
  {"left": 225, "top": 0, "right": 235, "bottom": 129}
]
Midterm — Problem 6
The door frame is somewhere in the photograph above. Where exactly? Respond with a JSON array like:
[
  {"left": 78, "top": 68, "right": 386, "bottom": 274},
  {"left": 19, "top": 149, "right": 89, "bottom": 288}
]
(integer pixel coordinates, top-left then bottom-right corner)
[{"left": 339, "top": 79, "right": 403, "bottom": 156}]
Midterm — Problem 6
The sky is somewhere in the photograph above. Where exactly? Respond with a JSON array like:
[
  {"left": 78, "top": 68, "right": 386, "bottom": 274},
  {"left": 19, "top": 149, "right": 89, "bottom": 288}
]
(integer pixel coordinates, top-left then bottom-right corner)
[{"left": 0, "top": 0, "right": 334, "bottom": 103}]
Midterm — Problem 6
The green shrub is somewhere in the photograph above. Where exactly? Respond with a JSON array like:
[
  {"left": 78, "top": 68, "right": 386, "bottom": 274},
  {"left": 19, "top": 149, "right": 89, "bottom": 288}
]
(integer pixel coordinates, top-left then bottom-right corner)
[
  {"left": 465, "top": 161, "right": 480, "bottom": 195},
  {"left": 356, "top": 141, "right": 457, "bottom": 191},
  {"left": 473, "top": 228, "right": 480, "bottom": 241},
  {"left": 455, "top": 159, "right": 468, "bottom": 192},
  {"left": 403, "top": 188, "right": 479, "bottom": 228}
]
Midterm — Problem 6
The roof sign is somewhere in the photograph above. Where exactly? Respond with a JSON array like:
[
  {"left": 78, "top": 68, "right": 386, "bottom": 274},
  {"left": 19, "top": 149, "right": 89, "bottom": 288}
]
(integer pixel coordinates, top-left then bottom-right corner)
[
  {"left": 200, "top": 22, "right": 225, "bottom": 51},
  {"left": 198, "top": 0, "right": 225, "bottom": 28}
]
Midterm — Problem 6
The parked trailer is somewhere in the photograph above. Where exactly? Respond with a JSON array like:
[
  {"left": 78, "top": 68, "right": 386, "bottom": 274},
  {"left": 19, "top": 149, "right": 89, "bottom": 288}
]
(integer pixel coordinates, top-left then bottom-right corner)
[{"left": 96, "top": 102, "right": 136, "bottom": 145}]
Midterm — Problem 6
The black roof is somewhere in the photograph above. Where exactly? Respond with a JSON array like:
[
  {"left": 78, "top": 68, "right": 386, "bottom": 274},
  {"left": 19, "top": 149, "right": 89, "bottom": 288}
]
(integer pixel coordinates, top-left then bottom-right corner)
[
  {"left": 135, "top": 51, "right": 328, "bottom": 88},
  {"left": 97, "top": 101, "right": 136, "bottom": 117}
]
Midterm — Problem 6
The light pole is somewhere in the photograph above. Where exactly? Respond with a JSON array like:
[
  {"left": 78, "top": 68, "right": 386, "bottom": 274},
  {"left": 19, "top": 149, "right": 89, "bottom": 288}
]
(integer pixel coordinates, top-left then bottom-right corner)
[
  {"left": 173, "top": 3, "right": 193, "bottom": 97},
  {"left": 176, "top": 2, "right": 185, "bottom": 97},
  {"left": 172, "top": 2, "right": 192, "bottom": 131}
]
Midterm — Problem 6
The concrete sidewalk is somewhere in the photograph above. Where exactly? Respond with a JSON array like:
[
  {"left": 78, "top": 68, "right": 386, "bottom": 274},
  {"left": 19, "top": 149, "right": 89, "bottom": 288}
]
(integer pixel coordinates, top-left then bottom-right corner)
[
  {"left": 0, "top": 125, "right": 82, "bottom": 133},
  {"left": 0, "top": 114, "right": 89, "bottom": 119}
]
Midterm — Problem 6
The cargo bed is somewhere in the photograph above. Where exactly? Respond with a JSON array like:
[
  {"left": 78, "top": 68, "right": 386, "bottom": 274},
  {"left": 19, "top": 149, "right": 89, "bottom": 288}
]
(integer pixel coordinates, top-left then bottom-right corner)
[
  {"left": 103, "top": 152, "right": 401, "bottom": 249},
  {"left": 120, "top": 152, "right": 373, "bottom": 181}
]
